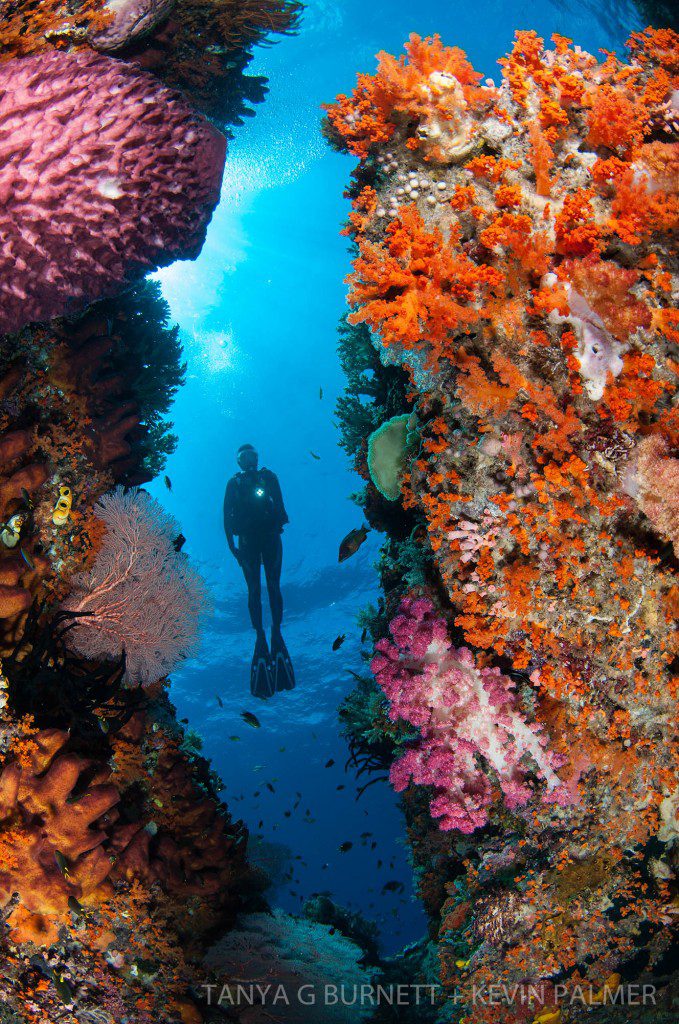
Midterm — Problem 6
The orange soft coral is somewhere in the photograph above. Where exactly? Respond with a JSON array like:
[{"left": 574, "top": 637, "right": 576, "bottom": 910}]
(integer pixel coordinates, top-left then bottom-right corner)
[
  {"left": 0, "top": 0, "right": 110, "bottom": 61},
  {"left": 324, "top": 33, "right": 490, "bottom": 161},
  {"left": 347, "top": 205, "right": 502, "bottom": 366}
]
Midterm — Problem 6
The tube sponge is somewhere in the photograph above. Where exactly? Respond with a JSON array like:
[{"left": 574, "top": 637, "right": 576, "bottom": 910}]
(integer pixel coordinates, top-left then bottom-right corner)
[
  {"left": 367, "top": 413, "right": 412, "bottom": 501},
  {"left": 0, "top": 49, "right": 226, "bottom": 335}
]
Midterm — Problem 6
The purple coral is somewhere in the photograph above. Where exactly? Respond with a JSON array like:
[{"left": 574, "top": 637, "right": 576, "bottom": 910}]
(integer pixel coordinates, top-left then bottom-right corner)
[
  {"left": 372, "top": 597, "right": 567, "bottom": 832},
  {"left": 0, "top": 50, "right": 226, "bottom": 335}
]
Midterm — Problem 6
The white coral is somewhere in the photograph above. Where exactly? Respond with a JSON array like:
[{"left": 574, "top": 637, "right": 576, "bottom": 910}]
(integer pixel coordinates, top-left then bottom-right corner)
[
  {"left": 415, "top": 71, "right": 476, "bottom": 163},
  {"left": 544, "top": 275, "right": 625, "bottom": 401}
]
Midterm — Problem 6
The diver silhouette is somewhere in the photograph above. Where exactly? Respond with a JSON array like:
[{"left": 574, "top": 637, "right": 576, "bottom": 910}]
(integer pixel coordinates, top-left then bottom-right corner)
[{"left": 223, "top": 444, "right": 295, "bottom": 698}]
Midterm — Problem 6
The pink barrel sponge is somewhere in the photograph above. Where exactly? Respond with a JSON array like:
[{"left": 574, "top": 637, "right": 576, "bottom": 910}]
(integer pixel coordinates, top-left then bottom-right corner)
[
  {"left": 0, "top": 49, "right": 226, "bottom": 335},
  {"left": 372, "top": 597, "right": 568, "bottom": 832}
]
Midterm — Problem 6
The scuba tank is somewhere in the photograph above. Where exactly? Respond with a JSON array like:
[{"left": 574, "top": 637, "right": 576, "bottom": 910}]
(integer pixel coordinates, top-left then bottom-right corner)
[{"left": 237, "top": 470, "right": 276, "bottom": 530}]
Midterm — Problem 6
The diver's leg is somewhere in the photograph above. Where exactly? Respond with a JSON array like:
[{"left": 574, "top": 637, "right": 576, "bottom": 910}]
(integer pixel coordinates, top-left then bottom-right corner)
[
  {"left": 262, "top": 532, "right": 283, "bottom": 632},
  {"left": 242, "top": 537, "right": 274, "bottom": 698},
  {"left": 264, "top": 533, "right": 294, "bottom": 691},
  {"left": 239, "top": 536, "right": 264, "bottom": 637}
]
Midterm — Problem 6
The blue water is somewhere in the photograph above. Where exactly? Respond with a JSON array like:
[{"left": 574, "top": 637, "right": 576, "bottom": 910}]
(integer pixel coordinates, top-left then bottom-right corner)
[{"left": 150, "top": 0, "right": 640, "bottom": 954}]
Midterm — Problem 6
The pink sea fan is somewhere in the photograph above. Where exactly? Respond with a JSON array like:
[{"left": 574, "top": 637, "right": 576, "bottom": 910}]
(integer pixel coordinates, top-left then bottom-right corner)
[
  {"left": 372, "top": 597, "right": 567, "bottom": 832},
  {"left": 0, "top": 49, "right": 226, "bottom": 335},
  {"left": 62, "top": 487, "right": 208, "bottom": 685}
]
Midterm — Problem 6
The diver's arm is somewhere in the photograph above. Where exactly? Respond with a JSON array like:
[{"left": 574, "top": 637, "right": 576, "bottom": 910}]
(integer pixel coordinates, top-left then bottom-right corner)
[
  {"left": 268, "top": 471, "right": 289, "bottom": 527},
  {"left": 223, "top": 482, "right": 240, "bottom": 560}
]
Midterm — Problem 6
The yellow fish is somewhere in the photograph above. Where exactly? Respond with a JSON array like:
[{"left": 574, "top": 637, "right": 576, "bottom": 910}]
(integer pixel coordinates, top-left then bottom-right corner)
[{"left": 53, "top": 485, "right": 72, "bottom": 526}]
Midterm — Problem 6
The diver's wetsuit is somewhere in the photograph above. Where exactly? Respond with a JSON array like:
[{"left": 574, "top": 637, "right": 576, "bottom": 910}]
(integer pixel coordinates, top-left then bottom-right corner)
[{"left": 223, "top": 468, "right": 289, "bottom": 634}]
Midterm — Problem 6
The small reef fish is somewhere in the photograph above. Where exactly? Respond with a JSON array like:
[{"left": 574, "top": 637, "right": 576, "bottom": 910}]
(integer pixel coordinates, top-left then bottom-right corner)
[
  {"left": 164, "top": 475, "right": 172, "bottom": 491},
  {"left": 382, "top": 880, "right": 405, "bottom": 893},
  {"left": 54, "top": 974, "right": 74, "bottom": 1005},
  {"left": 319, "top": 386, "right": 323, "bottom": 399},
  {"left": 332, "top": 634, "right": 346, "bottom": 651},
  {"left": 309, "top": 451, "right": 321, "bottom": 460},
  {"left": 228, "top": 735, "right": 241, "bottom": 742},
  {"left": 54, "top": 851, "right": 70, "bottom": 877},
  {"left": 20, "top": 547, "right": 35, "bottom": 569},
  {"left": 215, "top": 694, "right": 224, "bottom": 708},
  {"left": 325, "top": 759, "right": 335, "bottom": 768},
  {"left": 266, "top": 782, "right": 275, "bottom": 793},
  {"left": 68, "top": 895, "right": 83, "bottom": 916},
  {"left": 339, "top": 841, "right": 353, "bottom": 853},
  {"left": 338, "top": 524, "right": 369, "bottom": 562},
  {"left": 172, "top": 533, "right": 186, "bottom": 552},
  {"left": 241, "top": 711, "right": 261, "bottom": 728}
]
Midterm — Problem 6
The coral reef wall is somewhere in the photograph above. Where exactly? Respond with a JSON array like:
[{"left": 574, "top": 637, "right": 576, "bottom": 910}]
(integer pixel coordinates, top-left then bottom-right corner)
[
  {"left": 0, "top": 48, "right": 226, "bottom": 335},
  {"left": 327, "top": 28, "right": 678, "bottom": 1023},
  {"left": 0, "top": 2, "right": 303, "bottom": 1022}
]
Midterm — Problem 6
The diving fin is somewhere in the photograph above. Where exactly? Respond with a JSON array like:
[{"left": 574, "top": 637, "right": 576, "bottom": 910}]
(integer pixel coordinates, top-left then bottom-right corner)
[
  {"left": 251, "top": 634, "right": 275, "bottom": 700},
  {"left": 270, "top": 628, "right": 296, "bottom": 692}
]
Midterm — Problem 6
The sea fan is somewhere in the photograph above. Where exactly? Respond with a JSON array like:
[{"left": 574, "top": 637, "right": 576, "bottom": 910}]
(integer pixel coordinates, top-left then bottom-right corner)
[{"left": 62, "top": 486, "right": 208, "bottom": 685}]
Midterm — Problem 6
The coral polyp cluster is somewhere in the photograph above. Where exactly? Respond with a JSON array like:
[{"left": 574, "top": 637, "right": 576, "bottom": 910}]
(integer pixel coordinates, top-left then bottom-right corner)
[{"left": 329, "top": 27, "right": 678, "bottom": 1022}]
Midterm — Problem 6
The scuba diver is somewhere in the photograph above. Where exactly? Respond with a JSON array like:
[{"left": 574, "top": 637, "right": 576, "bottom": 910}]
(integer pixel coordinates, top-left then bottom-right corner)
[{"left": 223, "top": 444, "right": 295, "bottom": 698}]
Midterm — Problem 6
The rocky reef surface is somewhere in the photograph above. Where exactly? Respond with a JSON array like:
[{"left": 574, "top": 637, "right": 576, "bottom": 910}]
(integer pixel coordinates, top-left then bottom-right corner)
[
  {"left": 326, "top": 27, "right": 678, "bottom": 1023},
  {"left": 0, "top": 3, "right": 376, "bottom": 1023}
]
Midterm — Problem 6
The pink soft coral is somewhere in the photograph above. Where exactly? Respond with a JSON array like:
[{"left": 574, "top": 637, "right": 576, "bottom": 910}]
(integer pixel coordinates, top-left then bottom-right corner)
[{"left": 372, "top": 597, "right": 567, "bottom": 832}]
